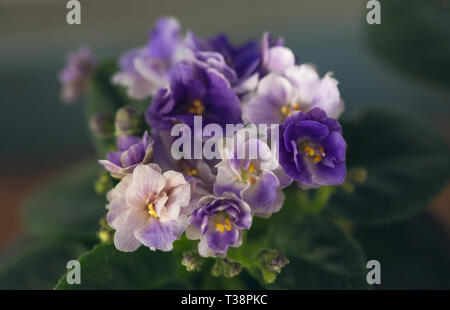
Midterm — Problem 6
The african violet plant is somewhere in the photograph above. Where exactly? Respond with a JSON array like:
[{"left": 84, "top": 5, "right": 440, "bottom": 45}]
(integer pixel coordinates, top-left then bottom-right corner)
[{"left": 47, "top": 17, "right": 449, "bottom": 290}]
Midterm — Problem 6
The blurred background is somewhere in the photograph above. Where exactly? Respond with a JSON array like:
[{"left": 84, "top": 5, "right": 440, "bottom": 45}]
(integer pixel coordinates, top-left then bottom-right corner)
[{"left": 0, "top": 0, "right": 449, "bottom": 288}]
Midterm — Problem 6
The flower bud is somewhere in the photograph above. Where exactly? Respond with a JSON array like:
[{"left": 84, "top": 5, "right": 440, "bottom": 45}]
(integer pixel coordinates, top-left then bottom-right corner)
[
  {"left": 114, "top": 106, "right": 143, "bottom": 136},
  {"left": 182, "top": 251, "right": 203, "bottom": 272},
  {"left": 348, "top": 168, "right": 367, "bottom": 184},
  {"left": 259, "top": 249, "right": 289, "bottom": 283},
  {"left": 97, "top": 218, "right": 114, "bottom": 243},
  {"left": 94, "top": 171, "right": 114, "bottom": 195},
  {"left": 89, "top": 112, "right": 114, "bottom": 138},
  {"left": 211, "top": 258, "right": 242, "bottom": 278}
]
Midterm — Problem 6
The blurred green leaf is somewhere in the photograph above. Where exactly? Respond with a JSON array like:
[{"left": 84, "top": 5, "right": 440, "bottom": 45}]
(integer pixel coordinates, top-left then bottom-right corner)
[
  {"left": 267, "top": 214, "right": 369, "bottom": 289},
  {"left": 23, "top": 160, "right": 106, "bottom": 244},
  {"left": 55, "top": 243, "right": 189, "bottom": 290},
  {"left": 329, "top": 110, "right": 450, "bottom": 225},
  {"left": 0, "top": 239, "right": 87, "bottom": 289},
  {"left": 366, "top": 0, "right": 450, "bottom": 91},
  {"left": 354, "top": 214, "right": 450, "bottom": 289}
]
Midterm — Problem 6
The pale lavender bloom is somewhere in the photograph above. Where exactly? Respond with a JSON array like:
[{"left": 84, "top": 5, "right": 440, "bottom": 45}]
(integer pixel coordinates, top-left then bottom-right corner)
[
  {"left": 260, "top": 32, "right": 295, "bottom": 74},
  {"left": 112, "top": 17, "right": 193, "bottom": 99},
  {"left": 244, "top": 64, "right": 344, "bottom": 126},
  {"left": 214, "top": 128, "right": 292, "bottom": 218},
  {"left": 106, "top": 164, "right": 190, "bottom": 252},
  {"left": 58, "top": 47, "right": 96, "bottom": 103},
  {"left": 99, "top": 132, "right": 154, "bottom": 179},
  {"left": 186, "top": 192, "right": 252, "bottom": 258}
]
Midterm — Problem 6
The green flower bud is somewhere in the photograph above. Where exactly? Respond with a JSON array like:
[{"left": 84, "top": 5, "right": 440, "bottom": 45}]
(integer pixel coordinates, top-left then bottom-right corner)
[
  {"left": 259, "top": 250, "right": 289, "bottom": 283},
  {"left": 94, "top": 171, "right": 114, "bottom": 195},
  {"left": 89, "top": 112, "right": 114, "bottom": 138},
  {"left": 348, "top": 168, "right": 368, "bottom": 184},
  {"left": 182, "top": 251, "right": 203, "bottom": 272},
  {"left": 97, "top": 218, "right": 114, "bottom": 243},
  {"left": 115, "top": 106, "right": 143, "bottom": 136},
  {"left": 211, "top": 258, "right": 242, "bottom": 278}
]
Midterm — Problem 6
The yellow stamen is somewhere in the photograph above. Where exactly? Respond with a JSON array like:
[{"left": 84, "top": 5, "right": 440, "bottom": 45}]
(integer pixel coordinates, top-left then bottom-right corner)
[
  {"left": 313, "top": 155, "right": 322, "bottom": 163},
  {"left": 318, "top": 147, "right": 324, "bottom": 153},
  {"left": 215, "top": 222, "right": 225, "bottom": 232},
  {"left": 224, "top": 218, "right": 232, "bottom": 231},
  {"left": 281, "top": 102, "right": 301, "bottom": 117},
  {"left": 304, "top": 146, "right": 315, "bottom": 156},
  {"left": 147, "top": 203, "right": 159, "bottom": 218},
  {"left": 186, "top": 168, "right": 198, "bottom": 177},
  {"left": 248, "top": 176, "right": 257, "bottom": 184},
  {"left": 281, "top": 106, "right": 290, "bottom": 116},
  {"left": 189, "top": 100, "right": 205, "bottom": 115},
  {"left": 248, "top": 163, "right": 255, "bottom": 174}
]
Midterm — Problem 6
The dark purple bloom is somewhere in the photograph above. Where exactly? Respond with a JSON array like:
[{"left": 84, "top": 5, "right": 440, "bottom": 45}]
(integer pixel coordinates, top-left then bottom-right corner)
[
  {"left": 279, "top": 108, "right": 347, "bottom": 188},
  {"left": 186, "top": 32, "right": 287, "bottom": 94},
  {"left": 186, "top": 193, "right": 252, "bottom": 257},
  {"left": 99, "top": 131, "right": 154, "bottom": 178},
  {"left": 58, "top": 47, "right": 96, "bottom": 103},
  {"left": 145, "top": 56, "right": 242, "bottom": 130}
]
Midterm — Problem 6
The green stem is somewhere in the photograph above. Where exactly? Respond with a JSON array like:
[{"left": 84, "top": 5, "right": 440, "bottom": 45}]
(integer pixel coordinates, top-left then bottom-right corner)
[{"left": 298, "top": 186, "right": 335, "bottom": 214}]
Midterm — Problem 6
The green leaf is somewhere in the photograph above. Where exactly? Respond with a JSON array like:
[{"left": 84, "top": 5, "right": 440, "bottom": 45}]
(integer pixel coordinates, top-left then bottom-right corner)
[
  {"left": 366, "top": 0, "right": 450, "bottom": 91},
  {"left": 0, "top": 239, "right": 87, "bottom": 289},
  {"left": 329, "top": 110, "right": 450, "bottom": 225},
  {"left": 354, "top": 214, "right": 450, "bottom": 289},
  {"left": 267, "top": 214, "right": 369, "bottom": 289},
  {"left": 23, "top": 160, "right": 106, "bottom": 243},
  {"left": 226, "top": 193, "right": 368, "bottom": 289},
  {"left": 55, "top": 243, "right": 188, "bottom": 290}
]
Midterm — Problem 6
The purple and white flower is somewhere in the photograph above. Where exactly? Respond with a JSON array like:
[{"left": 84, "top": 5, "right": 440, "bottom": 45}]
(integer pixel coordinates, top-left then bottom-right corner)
[
  {"left": 187, "top": 32, "right": 289, "bottom": 95},
  {"left": 244, "top": 64, "right": 344, "bottom": 125},
  {"left": 112, "top": 17, "right": 193, "bottom": 99},
  {"left": 214, "top": 127, "right": 291, "bottom": 218},
  {"left": 99, "top": 132, "right": 154, "bottom": 178},
  {"left": 279, "top": 108, "right": 347, "bottom": 188},
  {"left": 106, "top": 164, "right": 190, "bottom": 252},
  {"left": 186, "top": 192, "right": 252, "bottom": 257},
  {"left": 145, "top": 56, "right": 242, "bottom": 131},
  {"left": 58, "top": 47, "right": 96, "bottom": 103}
]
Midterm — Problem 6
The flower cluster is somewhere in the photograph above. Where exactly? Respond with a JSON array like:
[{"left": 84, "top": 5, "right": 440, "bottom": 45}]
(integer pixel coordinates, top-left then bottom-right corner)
[{"left": 61, "top": 17, "right": 347, "bottom": 257}]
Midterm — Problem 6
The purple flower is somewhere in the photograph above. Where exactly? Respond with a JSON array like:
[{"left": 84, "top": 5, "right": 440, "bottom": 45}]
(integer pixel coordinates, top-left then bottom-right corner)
[
  {"left": 112, "top": 17, "right": 193, "bottom": 99},
  {"left": 58, "top": 47, "right": 96, "bottom": 103},
  {"left": 279, "top": 108, "right": 347, "bottom": 188},
  {"left": 99, "top": 132, "right": 154, "bottom": 178},
  {"left": 106, "top": 164, "right": 190, "bottom": 252},
  {"left": 186, "top": 193, "right": 252, "bottom": 257},
  {"left": 244, "top": 64, "right": 344, "bottom": 126},
  {"left": 145, "top": 56, "right": 242, "bottom": 130},
  {"left": 187, "top": 32, "right": 289, "bottom": 95},
  {"left": 214, "top": 127, "right": 292, "bottom": 218}
]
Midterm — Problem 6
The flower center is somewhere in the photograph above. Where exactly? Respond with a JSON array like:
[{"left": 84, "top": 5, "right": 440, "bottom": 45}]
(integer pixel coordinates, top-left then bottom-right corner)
[
  {"left": 177, "top": 160, "right": 199, "bottom": 177},
  {"left": 147, "top": 203, "right": 159, "bottom": 218},
  {"left": 303, "top": 145, "right": 326, "bottom": 163},
  {"left": 188, "top": 100, "right": 205, "bottom": 115},
  {"left": 235, "top": 162, "right": 257, "bottom": 184},
  {"left": 215, "top": 218, "right": 232, "bottom": 233},
  {"left": 281, "top": 102, "right": 301, "bottom": 117}
]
